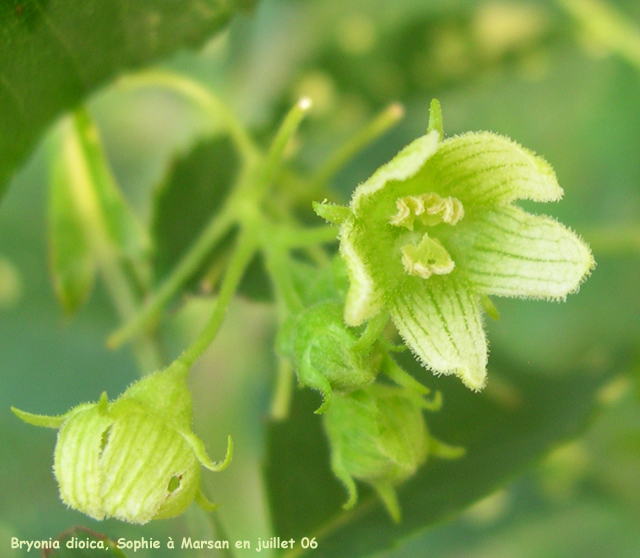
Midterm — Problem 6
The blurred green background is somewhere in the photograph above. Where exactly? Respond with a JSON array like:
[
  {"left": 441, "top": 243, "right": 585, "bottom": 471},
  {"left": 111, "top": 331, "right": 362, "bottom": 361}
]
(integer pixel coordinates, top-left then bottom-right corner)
[{"left": 1, "top": 0, "right": 640, "bottom": 556}]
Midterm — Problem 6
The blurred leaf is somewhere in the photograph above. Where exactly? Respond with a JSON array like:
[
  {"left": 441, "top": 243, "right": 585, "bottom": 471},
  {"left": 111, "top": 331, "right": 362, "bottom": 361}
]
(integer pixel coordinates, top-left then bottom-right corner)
[
  {"left": 73, "top": 109, "right": 149, "bottom": 263},
  {"left": 265, "top": 347, "right": 630, "bottom": 558},
  {"left": 49, "top": 132, "right": 95, "bottom": 314},
  {"left": 450, "top": 502, "right": 640, "bottom": 558},
  {"left": 151, "top": 135, "right": 273, "bottom": 300},
  {"left": 0, "top": 0, "right": 247, "bottom": 201},
  {"left": 44, "top": 526, "right": 127, "bottom": 558},
  {"left": 48, "top": 110, "right": 148, "bottom": 313},
  {"left": 151, "top": 135, "right": 239, "bottom": 284}
]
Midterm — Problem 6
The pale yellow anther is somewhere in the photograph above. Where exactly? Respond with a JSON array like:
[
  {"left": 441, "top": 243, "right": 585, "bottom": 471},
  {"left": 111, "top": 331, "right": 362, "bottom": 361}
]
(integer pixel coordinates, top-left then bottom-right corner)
[
  {"left": 401, "top": 234, "right": 455, "bottom": 279},
  {"left": 390, "top": 193, "right": 464, "bottom": 230}
]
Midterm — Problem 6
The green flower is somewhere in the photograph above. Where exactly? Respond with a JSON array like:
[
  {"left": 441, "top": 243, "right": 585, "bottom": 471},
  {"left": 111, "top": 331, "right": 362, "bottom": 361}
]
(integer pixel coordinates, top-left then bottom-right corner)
[
  {"left": 315, "top": 100, "right": 594, "bottom": 391},
  {"left": 323, "top": 384, "right": 461, "bottom": 522},
  {"left": 285, "top": 301, "right": 381, "bottom": 413},
  {"left": 12, "top": 363, "right": 232, "bottom": 524}
]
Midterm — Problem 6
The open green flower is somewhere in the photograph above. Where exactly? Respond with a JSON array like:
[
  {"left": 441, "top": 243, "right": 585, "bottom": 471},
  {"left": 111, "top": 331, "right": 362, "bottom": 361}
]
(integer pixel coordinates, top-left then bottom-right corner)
[
  {"left": 12, "top": 363, "right": 232, "bottom": 524},
  {"left": 315, "top": 101, "right": 594, "bottom": 391}
]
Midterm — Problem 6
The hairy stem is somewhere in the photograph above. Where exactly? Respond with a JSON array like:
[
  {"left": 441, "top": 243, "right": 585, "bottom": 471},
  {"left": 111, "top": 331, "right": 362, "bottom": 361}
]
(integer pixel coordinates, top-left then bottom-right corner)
[
  {"left": 253, "top": 98, "right": 312, "bottom": 199},
  {"left": 270, "top": 356, "right": 295, "bottom": 421},
  {"left": 177, "top": 228, "right": 258, "bottom": 368}
]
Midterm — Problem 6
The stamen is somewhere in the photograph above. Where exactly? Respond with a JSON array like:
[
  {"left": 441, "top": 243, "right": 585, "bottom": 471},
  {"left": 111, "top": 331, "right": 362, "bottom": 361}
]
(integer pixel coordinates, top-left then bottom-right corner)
[{"left": 390, "top": 193, "right": 464, "bottom": 230}]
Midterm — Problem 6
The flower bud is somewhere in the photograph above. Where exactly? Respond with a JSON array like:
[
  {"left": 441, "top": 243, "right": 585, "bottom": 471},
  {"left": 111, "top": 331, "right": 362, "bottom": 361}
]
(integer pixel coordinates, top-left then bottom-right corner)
[
  {"left": 12, "top": 362, "right": 232, "bottom": 524},
  {"left": 322, "top": 385, "right": 433, "bottom": 522},
  {"left": 291, "top": 302, "right": 380, "bottom": 412}
]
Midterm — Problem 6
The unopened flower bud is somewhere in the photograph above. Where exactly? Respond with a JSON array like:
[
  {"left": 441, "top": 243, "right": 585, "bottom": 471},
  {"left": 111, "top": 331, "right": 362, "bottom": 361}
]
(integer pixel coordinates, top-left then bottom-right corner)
[
  {"left": 291, "top": 302, "right": 380, "bottom": 412},
  {"left": 12, "top": 362, "right": 232, "bottom": 524},
  {"left": 323, "top": 384, "right": 458, "bottom": 522}
]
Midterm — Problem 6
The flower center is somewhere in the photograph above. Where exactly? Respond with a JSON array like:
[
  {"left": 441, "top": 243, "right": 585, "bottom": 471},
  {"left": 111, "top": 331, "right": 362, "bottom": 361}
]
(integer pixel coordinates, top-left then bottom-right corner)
[{"left": 390, "top": 193, "right": 463, "bottom": 279}]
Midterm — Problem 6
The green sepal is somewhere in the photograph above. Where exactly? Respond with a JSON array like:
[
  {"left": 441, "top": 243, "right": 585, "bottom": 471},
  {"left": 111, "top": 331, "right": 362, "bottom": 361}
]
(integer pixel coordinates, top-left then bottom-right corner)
[
  {"left": 184, "top": 433, "right": 234, "bottom": 472},
  {"left": 382, "top": 355, "right": 429, "bottom": 395},
  {"left": 11, "top": 406, "right": 76, "bottom": 429},
  {"left": 372, "top": 481, "right": 401, "bottom": 523},
  {"left": 351, "top": 311, "right": 389, "bottom": 353},
  {"left": 195, "top": 488, "right": 221, "bottom": 512},
  {"left": 480, "top": 295, "right": 500, "bottom": 320},
  {"left": 313, "top": 201, "right": 352, "bottom": 225},
  {"left": 427, "top": 98, "right": 444, "bottom": 141},
  {"left": 97, "top": 391, "right": 109, "bottom": 415},
  {"left": 429, "top": 437, "right": 466, "bottom": 459}
]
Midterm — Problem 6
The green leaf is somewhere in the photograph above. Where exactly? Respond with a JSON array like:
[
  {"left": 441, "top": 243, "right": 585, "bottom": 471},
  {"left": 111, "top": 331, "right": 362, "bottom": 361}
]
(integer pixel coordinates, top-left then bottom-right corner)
[
  {"left": 0, "top": 0, "right": 250, "bottom": 201},
  {"left": 47, "top": 110, "right": 148, "bottom": 313},
  {"left": 44, "top": 526, "right": 127, "bottom": 557},
  {"left": 49, "top": 129, "right": 95, "bottom": 314},
  {"left": 265, "top": 348, "right": 626, "bottom": 558},
  {"left": 72, "top": 109, "right": 149, "bottom": 263}
]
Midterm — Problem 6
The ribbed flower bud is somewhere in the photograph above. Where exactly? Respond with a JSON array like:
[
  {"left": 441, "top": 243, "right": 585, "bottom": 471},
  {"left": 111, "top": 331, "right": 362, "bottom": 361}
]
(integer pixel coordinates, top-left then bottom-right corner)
[
  {"left": 11, "top": 363, "right": 232, "bottom": 524},
  {"left": 290, "top": 302, "right": 381, "bottom": 413},
  {"left": 323, "top": 384, "right": 436, "bottom": 522}
]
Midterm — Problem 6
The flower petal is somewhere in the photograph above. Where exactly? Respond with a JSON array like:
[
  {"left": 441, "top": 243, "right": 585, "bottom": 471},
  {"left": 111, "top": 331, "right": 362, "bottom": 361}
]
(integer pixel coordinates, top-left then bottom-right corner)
[
  {"left": 340, "top": 217, "right": 384, "bottom": 325},
  {"left": 351, "top": 130, "right": 440, "bottom": 214},
  {"left": 449, "top": 205, "right": 594, "bottom": 299},
  {"left": 427, "top": 132, "right": 563, "bottom": 207},
  {"left": 389, "top": 276, "right": 487, "bottom": 391}
]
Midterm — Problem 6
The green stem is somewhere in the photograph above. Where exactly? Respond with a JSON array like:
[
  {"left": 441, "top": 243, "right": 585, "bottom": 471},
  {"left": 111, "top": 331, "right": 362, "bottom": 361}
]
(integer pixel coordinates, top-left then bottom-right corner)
[
  {"left": 270, "top": 356, "right": 295, "bottom": 421},
  {"left": 382, "top": 354, "right": 429, "bottom": 395},
  {"left": 279, "top": 224, "right": 338, "bottom": 248},
  {"left": 262, "top": 236, "right": 306, "bottom": 420},
  {"left": 281, "top": 498, "right": 377, "bottom": 558},
  {"left": 97, "top": 250, "right": 163, "bottom": 374},
  {"left": 557, "top": 0, "right": 640, "bottom": 69},
  {"left": 108, "top": 209, "right": 235, "bottom": 349},
  {"left": 352, "top": 311, "right": 389, "bottom": 353},
  {"left": 311, "top": 103, "right": 404, "bottom": 189},
  {"left": 254, "top": 98, "right": 312, "bottom": 199},
  {"left": 109, "top": 99, "right": 314, "bottom": 349},
  {"left": 177, "top": 228, "right": 258, "bottom": 368},
  {"left": 118, "top": 71, "right": 259, "bottom": 160},
  {"left": 263, "top": 242, "right": 304, "bottom": 316}
]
